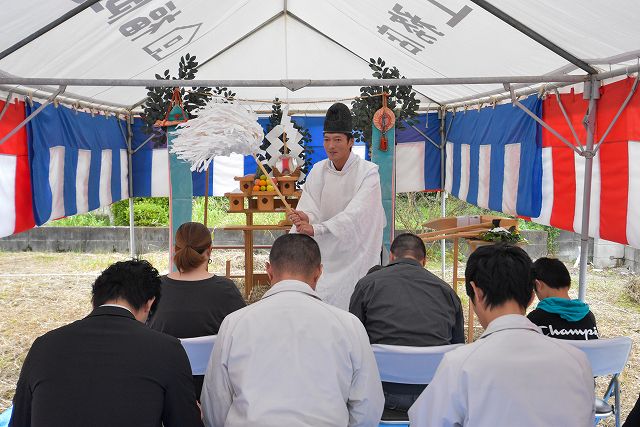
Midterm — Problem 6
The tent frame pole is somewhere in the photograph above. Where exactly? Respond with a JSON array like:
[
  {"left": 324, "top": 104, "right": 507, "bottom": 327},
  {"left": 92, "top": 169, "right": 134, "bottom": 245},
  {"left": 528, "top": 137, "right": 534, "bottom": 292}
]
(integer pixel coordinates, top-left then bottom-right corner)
[
  {"left": 469, "top": 0, "right": 597, "bottom": 74},
  {"left": 507, "top": 85, "right": 583, "bottom": 156},
  {"left": 439, "top": 109, "right": 447, "bottom": 279},
  {"left": 0, "top": 91, "right": 13, "bottom": 121},
  {"left": 578, "top": 77, "right": 600, "bottom": 302},
  {"left": 552, "top": 89, "right": 583, "bottom": 148},
  {"left": 126, "top": 114, "right": 136, "bottom": 259},
  {"left": 593, "top": 75, "right": 639, "bottom": 154},
  {"left": 0, "top": 0, "right": 102, "bottom": 61},
  {"left": 0, "top": 74, "right": 594, "bottom": 88},
  {"left": 410, "top": 125, "right": 440, "bottom": 149},
  {"left": 0, "top": 85, "right": 65, "bottom": 147}
]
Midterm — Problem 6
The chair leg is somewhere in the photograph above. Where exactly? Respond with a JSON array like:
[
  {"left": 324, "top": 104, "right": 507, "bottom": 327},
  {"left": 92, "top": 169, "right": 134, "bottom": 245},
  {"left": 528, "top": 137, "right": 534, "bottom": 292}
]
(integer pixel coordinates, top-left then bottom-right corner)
[{"left": 614, "top": 377, "right": 620, "bottom": 427}]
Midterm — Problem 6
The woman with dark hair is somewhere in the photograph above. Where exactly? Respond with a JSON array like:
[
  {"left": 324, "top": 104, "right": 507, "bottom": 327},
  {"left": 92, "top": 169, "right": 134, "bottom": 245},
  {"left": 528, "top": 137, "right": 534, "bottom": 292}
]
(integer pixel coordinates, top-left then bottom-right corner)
[
  {"left": 148, "top": 222, "right": 246, "bottom": 397},
  {"left": 149, "top": 222, "right": 246, "bottom": 337}
]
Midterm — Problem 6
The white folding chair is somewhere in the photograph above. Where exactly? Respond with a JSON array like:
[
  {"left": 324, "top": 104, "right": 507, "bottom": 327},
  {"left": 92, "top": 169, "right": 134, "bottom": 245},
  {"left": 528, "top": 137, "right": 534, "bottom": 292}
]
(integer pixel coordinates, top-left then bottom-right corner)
[
  {"left": 563, "top": 337, "right": 633, "bottom": 427},
  {"left": 372, "top": 343, "right": 463, "bottom": 426},
  {"left": 180, "top": 335, "right": 217, "bottom": 375}
]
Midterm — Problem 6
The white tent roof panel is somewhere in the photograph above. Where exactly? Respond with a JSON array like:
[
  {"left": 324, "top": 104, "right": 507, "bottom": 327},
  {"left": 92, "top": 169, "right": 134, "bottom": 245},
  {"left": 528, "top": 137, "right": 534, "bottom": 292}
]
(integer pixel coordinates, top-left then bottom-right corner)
[
  {"left": 1, "top": 0, "right": 639, "bottom": 110},
  {"left": 0, "top": 0, "right": 78, "bottom": 52},
  {"left": 489, "top": 0, "right": 640, "bottom": 62}
]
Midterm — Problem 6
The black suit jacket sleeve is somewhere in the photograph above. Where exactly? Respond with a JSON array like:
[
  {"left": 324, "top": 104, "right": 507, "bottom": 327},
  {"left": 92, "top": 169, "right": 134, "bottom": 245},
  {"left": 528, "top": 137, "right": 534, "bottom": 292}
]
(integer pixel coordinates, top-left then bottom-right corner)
[
  {"left": 162, "top": 341, "right": 204, "bottom": 427},
  {"left": 451, "top": 295, "right": 465, "bottom": 344},
  {"left": 349, "top": 278, "right": 369, "bottom": 326},
  {"left": 10, "top": 337, "right": 39, "bottom": 427}
]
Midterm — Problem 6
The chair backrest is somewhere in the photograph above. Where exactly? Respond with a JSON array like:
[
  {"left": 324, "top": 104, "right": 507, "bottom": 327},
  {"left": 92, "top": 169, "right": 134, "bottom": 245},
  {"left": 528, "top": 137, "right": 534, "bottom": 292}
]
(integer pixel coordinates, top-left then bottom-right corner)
[
  {"left": 563, "top": 337, "right": 632, "bottom": 377},
  {"left": 372, "top": 343, "right": 463, "bottom": 384},
  {"left": 180, "top": 335, "right": 217, "bottom": 375}
]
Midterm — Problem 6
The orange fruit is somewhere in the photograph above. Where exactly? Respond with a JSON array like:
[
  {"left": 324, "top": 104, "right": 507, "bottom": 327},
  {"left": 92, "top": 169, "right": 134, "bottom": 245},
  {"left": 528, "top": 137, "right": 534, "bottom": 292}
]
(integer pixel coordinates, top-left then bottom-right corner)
[{"left": 252, "top": 185, "right": 260, "bottom": 191}]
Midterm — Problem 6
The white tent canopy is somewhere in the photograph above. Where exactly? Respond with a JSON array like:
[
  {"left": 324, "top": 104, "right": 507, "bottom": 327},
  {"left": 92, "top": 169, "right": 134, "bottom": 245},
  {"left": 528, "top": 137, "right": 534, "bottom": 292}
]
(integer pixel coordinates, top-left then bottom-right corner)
[{"left": 1, "top": 0, "right": 639, "bottom": 111}]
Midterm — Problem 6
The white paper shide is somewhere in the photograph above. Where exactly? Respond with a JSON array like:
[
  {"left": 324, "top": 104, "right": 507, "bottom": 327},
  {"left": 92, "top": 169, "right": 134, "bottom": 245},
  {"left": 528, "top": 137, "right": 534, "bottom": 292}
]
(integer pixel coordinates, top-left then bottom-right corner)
[{"left": 170, "top": 102, "right": 264, "bottom": 172}]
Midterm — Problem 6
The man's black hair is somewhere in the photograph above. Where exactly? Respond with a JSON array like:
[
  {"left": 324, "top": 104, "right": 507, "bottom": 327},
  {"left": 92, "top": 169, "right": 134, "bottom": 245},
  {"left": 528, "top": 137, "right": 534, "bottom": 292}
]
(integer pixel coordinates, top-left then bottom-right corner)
[
  {"left": 465, "top": 243, "right": 534, "bottom": 310},
  {"left": 390, "top": 233, "right": 426, "bottom": 261},
  {"left": 269, "top": 234, "right": 321, "bottom": 275},
  {"left": 532, "top": 257, "right": 571, "bottom": 289},
  {"left": 91, "top": 259, "right": 162, "bottom": 311}
]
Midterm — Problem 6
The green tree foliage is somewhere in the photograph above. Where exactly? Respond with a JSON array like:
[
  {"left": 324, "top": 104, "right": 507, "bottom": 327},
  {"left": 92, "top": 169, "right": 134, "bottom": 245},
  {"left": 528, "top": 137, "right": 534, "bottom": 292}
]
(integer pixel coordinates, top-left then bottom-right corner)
[
  {"left": 351, "top": 57, "right": 420, "bottom": 148},
  {"left": 141, "top": 54, "right": 236, "bottom": 147},
  {"left": 112, "top": 198, "right": 169, "bottom": 226}
]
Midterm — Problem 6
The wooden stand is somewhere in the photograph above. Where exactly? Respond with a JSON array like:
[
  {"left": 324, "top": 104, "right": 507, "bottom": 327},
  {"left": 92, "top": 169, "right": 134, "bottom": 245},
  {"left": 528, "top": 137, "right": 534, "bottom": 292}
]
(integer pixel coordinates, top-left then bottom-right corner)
[
  {"left": 421, "top": 215, "right": 520, "bottom": 343},
  {"left": 222, "top": 174, "right": 302, "bottom": 299}
]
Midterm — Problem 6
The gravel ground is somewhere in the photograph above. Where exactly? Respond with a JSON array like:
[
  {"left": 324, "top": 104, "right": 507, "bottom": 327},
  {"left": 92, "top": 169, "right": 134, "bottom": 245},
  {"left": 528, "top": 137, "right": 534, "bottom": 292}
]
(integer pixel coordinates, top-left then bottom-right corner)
[{"left": 0, "top": 251, "right": 638, "bottom": 425}]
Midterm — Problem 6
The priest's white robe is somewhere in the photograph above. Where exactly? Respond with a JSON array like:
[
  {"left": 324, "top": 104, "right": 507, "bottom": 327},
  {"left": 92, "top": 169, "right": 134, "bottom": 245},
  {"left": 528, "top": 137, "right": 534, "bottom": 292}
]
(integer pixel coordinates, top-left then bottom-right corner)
[{"left": 293, "top": 153, "right": 385, "bottom": 310}]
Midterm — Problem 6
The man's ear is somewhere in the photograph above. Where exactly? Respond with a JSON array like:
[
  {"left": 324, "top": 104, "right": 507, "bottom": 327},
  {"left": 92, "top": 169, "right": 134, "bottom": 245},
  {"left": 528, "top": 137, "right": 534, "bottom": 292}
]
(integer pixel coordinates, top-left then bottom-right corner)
[
  {"left": 470, "top": 281, "right": 484, "bottom": 306},
  {"left": 528, "top": 289, "right": 536, "bottom": 308},
  {"left": 313, "top": 264, "right": 323, "bottom": 285},
  {"left": 145, "top": 297, "right": 156, "bottom": 314},
  {"left": 389, "top": 253, "right": 396, "bottom": 262},
  {"left": 266, "top": 262, "right": 274, "bottom": 283}
]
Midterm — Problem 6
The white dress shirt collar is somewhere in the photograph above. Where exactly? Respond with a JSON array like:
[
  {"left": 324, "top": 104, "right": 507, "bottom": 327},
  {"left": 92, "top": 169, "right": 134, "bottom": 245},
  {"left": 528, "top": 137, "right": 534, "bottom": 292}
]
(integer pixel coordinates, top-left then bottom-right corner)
[
  {"left": 262, "top": 279, "right": 322, "bottom": 301},
  {"left": 480, "top": 313, "right": 542, "bottom": 339},
  {"left": 99, "top": 303, "right": 135, "bottom": 315}
]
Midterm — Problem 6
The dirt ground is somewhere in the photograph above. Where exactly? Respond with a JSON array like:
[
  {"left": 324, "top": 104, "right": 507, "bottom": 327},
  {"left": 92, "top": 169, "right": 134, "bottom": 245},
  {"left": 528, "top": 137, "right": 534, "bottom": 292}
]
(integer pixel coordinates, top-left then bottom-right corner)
[{"left": 1, "top": 251, "right": 639, "bottom": 425}]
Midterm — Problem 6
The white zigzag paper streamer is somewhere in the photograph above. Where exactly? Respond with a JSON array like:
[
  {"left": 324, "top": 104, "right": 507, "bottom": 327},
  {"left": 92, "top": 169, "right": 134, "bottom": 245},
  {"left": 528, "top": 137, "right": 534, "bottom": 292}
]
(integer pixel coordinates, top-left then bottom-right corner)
[{"left": 170, "top": 102, "right": 264, "bottom": 172}]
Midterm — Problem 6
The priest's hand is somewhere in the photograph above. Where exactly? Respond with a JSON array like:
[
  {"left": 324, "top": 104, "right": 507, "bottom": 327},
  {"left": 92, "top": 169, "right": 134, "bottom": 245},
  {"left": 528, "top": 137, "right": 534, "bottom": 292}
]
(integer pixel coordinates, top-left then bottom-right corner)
[
  {"left": 288, "top": 210, "right": 309, "bottom": 226},
  {"left": 296, "top": 223, "right": 314, "bottom": 236}
]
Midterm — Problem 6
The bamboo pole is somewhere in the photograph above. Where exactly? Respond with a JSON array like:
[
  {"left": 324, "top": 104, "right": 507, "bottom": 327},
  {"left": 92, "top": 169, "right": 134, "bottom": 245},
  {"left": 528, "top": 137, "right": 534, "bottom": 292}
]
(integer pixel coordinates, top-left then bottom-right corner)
[
  {"left": 418, "top": 221, "right": 494, "bottom": 239},
  {"left": 422, "top": 231, "right": 486, "bottom": 243},
  {"left": 203, "top": 165, "right": 210, "bottom": 227},
  {"left": 251, "top": 153, "right": 292, "bottom": 212},
  {"left": 452, "top": 238, "right": 459, "bottom": 294}
]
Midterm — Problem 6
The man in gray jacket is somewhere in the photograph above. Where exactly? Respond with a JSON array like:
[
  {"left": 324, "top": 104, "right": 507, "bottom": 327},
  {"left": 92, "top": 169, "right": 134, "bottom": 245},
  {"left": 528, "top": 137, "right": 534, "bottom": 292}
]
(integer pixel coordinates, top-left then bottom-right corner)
[{"left": 350, "top": 233, "right": 464, "bottom": 412}]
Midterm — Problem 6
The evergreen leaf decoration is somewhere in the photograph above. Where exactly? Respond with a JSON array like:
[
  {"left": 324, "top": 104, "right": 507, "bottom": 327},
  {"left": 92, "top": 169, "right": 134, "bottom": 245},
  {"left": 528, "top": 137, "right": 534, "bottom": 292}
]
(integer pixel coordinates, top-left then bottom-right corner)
[
  {"left": 141, "top": 54, "right": 236, "bottom": 148},
  {"left": 257, "top": 98, "right": 314, "bottom": 185},
  {"left": 478, "top": 226, "right": 526, "bottom": 243},
  {"left": 351, "top": 57, "right": 420, "bottom": 151}
]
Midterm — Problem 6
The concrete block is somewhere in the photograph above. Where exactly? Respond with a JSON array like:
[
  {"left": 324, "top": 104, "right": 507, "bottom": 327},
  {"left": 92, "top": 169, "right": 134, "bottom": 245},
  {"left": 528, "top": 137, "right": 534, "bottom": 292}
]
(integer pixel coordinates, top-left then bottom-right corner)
[
  {"left": 556, "top": 231, "right": 593, "bottom": 263},
  {"left": 592, "top": 238, "right": 626, "bottom": 268},
  {"left": 625, "top": 246, "right": 640, "bottom": 273},
  {"left": 520, "top": 230, "right": 548, "bottom": 260}
]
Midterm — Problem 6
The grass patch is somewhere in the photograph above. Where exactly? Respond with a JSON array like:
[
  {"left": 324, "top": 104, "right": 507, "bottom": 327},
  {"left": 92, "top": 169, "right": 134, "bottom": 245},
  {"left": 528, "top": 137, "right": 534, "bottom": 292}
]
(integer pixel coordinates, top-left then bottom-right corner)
[
  {"left": 48, "top": 213, "right": 110, "bottom": 227},
  {"left": 617, "top": 292, "right": 640, "bottom": 314},
  {"left": 624, "top": 275, "right": 640, "bottom": 304}
]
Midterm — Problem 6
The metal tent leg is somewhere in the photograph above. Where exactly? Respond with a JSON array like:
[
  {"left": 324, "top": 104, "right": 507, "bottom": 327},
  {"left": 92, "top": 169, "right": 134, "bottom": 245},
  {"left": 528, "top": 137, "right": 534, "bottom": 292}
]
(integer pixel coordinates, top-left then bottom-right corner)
[
  {"left": 439, "top": 111, "right": 447, "bottom": 279},
  {"left": 126, "top": 114, "right": 136, "bottom": 258},
  {"left": 578, "top": 78, "right": 600, "bottom": 301}
]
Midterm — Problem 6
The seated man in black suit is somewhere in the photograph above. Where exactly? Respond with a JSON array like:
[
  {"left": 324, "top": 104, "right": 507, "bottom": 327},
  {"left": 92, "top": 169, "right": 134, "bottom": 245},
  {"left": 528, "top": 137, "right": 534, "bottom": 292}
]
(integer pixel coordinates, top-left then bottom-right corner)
[
  {"left": 349, "top": 233, "right": 464, "bottom": 413},
  {"left": 10, "top": 259, "right": 203, "bottom": 427}
]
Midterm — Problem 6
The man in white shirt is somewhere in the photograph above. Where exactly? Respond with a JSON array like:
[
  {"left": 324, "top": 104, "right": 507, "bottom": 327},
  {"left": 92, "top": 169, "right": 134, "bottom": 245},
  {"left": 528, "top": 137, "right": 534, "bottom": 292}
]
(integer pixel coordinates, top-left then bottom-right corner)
[
  {"left": 201, "top": 233, "right": 384, "bottom": 427},
  {"left": 408, "top": 244, "right": 595, "bottom": 427},
  {"left": 289, "top": 102, "right": 385, "bottom": 310}
]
